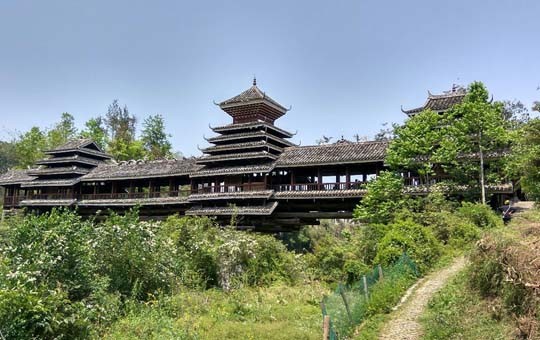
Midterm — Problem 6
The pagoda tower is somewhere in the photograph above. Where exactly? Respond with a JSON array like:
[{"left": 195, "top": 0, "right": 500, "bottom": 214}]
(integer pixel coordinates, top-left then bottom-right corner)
[{"left": 187, "top": 79, "right": 295, "bottom": 223}]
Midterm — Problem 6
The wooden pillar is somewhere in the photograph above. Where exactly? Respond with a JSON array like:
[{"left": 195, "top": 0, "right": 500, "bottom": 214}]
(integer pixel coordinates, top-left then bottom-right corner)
[
  {"left": 317, "top": 168, "right": 322, "bottom": 190},
  {"left": 345, "top": 167, "right": 351, "bottom": 189},
  {"left": 93, "top": 183, "right": 97, "bottom": 195},
  {"left": 148, "top": 180, "right": 153, "bottom": 197},
  {"left": 291, "top": 170, "right": 296, "bottom": 186},
  {"left": 362, "top": 174, "right": 367, "bottom": 182}
]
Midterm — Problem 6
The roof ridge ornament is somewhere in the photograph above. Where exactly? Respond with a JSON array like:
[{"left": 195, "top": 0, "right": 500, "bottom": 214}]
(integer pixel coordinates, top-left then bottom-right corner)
[{"left": 253, "top": 76, "right": 257, "bottom": 86}]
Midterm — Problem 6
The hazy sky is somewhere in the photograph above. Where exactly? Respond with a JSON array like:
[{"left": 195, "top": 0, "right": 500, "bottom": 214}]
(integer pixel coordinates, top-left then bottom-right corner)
[{"left": 0, "top": 0, "right": 539, "bottom": 156}]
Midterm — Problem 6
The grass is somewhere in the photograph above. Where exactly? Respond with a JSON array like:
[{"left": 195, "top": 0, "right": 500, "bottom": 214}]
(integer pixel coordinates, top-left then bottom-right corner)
[
  {"left": 421, "top": 267, "right": 515, "bottom": 339},
  {"left": 101, "top": 282, "right": 328, "bottom": 340}
]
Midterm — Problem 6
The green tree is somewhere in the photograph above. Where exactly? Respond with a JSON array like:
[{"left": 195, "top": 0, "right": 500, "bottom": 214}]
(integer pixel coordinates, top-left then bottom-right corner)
[
  {"left": 0, "top": 141, "right": 17, "bottom": 172},
  {"left": 47, "top": 112, "right": 77, "bottom": 149},
  {"left": 353, "top": 171, "right": 407, "bottom": 224},
  {"left": 80, "top": 117, "right": 108, "bottom": 150},
  {"left": 440, "top": 82, "right": 508, "bottom": 204},
  {"left": 107, "top": 138, "right": 146, "bottom": 161},
  {"left": 506, "top": 118, "right": 540, "bottom": 202},
  {"left": 105, "top": 100, "right": 136, "bottom": 141},
  {"left": 141, "top": 114, "right": 172, "bottom": 159},
  {"left": 386, "top": 110, "right": 442, "bottom": 184},
  {"left": 105, "top": 100, "right": 139, "bottom": 160},
  {"left": 14, "top": 127, "right": 47, "bottom": 168}
]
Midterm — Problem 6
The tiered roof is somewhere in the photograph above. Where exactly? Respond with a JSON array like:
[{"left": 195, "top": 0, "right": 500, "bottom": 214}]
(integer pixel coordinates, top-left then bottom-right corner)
[
  {"left": 401, "top": 86, "right": 466, "bottom": 117},
  {"left": 218, "top": 78, "right": 288, "bottom": 124},
  {"left": 198, "top": 80, "right": 294, "bottom": 168},
  {"left": 20, "top": 139, "right": 111, "bottom": 188}
]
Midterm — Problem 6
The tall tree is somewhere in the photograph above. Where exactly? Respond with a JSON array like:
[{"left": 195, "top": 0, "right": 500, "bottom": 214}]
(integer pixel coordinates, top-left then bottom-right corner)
[
  {"left": 386, "top": 110, "right": 442, "bottom": 184},
  {"left": 440, "top": 82, "right": 508, "bottom": 204},
  {"left": 47, "top": 112, "right": 77, "bottom": 149},
  {"left": 80, "top": 117, "right": 108, "bottom": 150},
  {"left": 105, "top": 100, "right": 138, "bottom": 160},
  {"left": 105, "top": 100, "right": 136, "bottom": 141},
  {"left": 141, "top": 114, "right": 172, "bottom": 159},
  {"left": 14, "top": 127, "right": 47, "bottom": 168}
]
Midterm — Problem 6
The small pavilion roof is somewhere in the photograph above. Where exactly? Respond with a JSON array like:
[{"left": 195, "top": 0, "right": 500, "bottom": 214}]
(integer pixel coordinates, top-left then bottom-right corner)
[
  {"left": 44, "top": 139, "right": 111, "bottom": 158},
  {"left": 219, "top": 81, "right": 287, "bottom": 113},
  {"left": 402, "top": 86, "right": 466, "bottom": 116},
  {"left": 275, "top": 141, "right": 388, "bottom": 167}
]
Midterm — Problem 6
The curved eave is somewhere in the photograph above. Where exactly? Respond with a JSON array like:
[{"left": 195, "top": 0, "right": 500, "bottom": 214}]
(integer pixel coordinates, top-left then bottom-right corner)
[
  {"left": 196, "top": 151, "right": 278, "bottom": 165},
  {"left": 220, "top": 98, "right": 287, "bottom": 113},
  {"left": 45, "top": 148, "right": 111, "bottom": 160},
  {"left": 207, "top": 131, "right": 295, "bottom": 147},
  {"left": 211, "top": 122, "right": 293, "bottom": 138},
  {"left": 202, "top": 141, "right": 283, "bottom": 154}
]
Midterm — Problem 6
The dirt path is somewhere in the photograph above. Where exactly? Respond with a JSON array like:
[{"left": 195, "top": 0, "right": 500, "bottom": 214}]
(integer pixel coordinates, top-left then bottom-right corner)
[{"left": 378, "top": 256, "right": 467, "bottom": 340}]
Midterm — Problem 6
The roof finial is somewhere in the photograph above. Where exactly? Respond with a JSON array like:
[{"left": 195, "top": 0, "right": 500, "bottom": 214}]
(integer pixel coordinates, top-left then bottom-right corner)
[{"left": 253, "top": 75, "right": 257, "bottom": 86}]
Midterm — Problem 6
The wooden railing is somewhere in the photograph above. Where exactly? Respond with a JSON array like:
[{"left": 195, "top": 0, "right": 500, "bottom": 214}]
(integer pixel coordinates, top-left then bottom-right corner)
[
  {"left": 192, "top": 183, "right": 266, "bottom": 194},
  {"left": 3, "top": 196, "right": 25, "bottom": 207},
  {"left": 273, "top": 182, "right": 367, "bottom": 192},
  {"left": 79, "top": 190, "right": 191, "bottom": 200}
]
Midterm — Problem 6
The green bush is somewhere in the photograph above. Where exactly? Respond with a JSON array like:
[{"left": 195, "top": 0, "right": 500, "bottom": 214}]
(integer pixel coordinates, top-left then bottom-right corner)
[
  {"left": 421, "top": 211, "right": 480, "bottom": 246},
  {"left": 457, "top": 202, "right": 502, "bottom": 229},
  {"left": 93, "top": 210, "right": 181, "bottom": 299},
  {"left": 375, "top": 219, "right": 442, "bottom": 274}
]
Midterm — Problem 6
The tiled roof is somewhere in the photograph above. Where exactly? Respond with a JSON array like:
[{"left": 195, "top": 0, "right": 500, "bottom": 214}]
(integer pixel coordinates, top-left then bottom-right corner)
[
  {"left": 275, "top": 141, "right": 388, "bottom": 167},
  {"left": 274, "top": 189, "right": 367, "bottom": 199},
  {"left": 81, "top": 158, "right": 201, "bottom": 181},
  {"left": 219, "top": 85, "right": 287, "bottom": 112},
  {"left": 27, "top": 166, "right": 92, "bottom": 176},
  {"left": 402, "top": 88, "right": 466, "bottom": 116},
  {"left": 186, "top": 201, "right": 278, "bottom": 216},
  {"left": 211, "top": 121, "right": 294, "bottom": 138},
  {"left": 201, "top": 141, "right": 283, "bottom": 154},
  {"left": 0, "top": 170, "right": 35, "bottom": 185},
  {"left": 189, "top": 190, "right": 274, "bottom": 202},
  {"left": 36, "top": 155, "right": 103, "bottom": 166},
  {"left": 21, "top": 178, "right": 81, "bottom": 188},
  {"left": 190, "top": 163, "right": 275, "bottom": 178},
  {"left": 196, "top": 151, "right": 278, "bottom": 164},
  {"left": 45, "top": 139, "right": 111, "bottom": 158},
  {"left": 206, "top": 131, "right": 295, "bottom": 147}
]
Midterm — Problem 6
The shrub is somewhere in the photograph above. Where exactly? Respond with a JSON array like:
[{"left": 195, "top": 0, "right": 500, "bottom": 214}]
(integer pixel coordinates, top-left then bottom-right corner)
[
  {"left": 375, "top": 219, "right": 442, "bottom": 273},
  {"left": 0, "top": 283, "right": 91, "bottom": 339},
  {"left": 93, "top": 210, "right": 180, "bottom": 299},
  {"left": 2, "top": 209, "right": 97, "bottom": 300},
  {"left": 421, "top": 211, "right": 480, "bottom": 246},
  {"left": 457, "top": 202, "right": 502, "bottom": 229}
]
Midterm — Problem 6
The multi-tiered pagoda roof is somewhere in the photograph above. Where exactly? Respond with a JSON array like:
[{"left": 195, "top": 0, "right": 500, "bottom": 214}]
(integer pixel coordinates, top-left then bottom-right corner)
[{"left": 22, "top": 139, "right": 110, "bottom": 189}]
